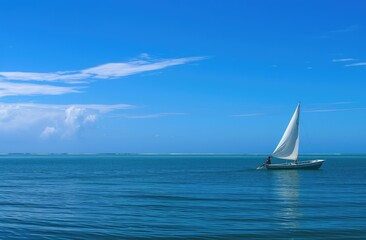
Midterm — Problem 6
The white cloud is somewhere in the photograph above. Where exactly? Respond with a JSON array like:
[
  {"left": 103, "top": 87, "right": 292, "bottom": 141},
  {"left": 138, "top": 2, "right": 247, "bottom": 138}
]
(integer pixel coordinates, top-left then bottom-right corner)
[
  {"left": 40, "top": 126, "right": 57, "bottom": 139},
  {"left": 0, "top": 55, "right": 206, "bottom": 97},
  {"left": 64, "top": 106, "right": 85, "bottom": 135},
  {"left": 0, "top": 56, "right": 206, "bottom": 83},
  {"left": 0, "top": 103, "right": 134, "bottom": 137},
  {"left": 0, "top": 81, "right": 80, "bottom": 97},
  {"left": 332, "top": 58, "right": 356, "bottom": 62},
  {"left": 84, "top": 114, "right": 97, "bottom": 123},
  {"left": 345, "top": 62, "right": 366, "bottom": 67},
  {"left": 125, "top": 112, "right": 186, "bottom": 119}
]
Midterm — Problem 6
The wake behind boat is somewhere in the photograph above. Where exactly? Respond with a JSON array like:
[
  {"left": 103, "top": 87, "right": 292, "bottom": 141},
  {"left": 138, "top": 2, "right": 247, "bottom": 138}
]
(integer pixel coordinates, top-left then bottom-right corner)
[{"left": 260, "top": 102, "right": 325, "bottom": 170}]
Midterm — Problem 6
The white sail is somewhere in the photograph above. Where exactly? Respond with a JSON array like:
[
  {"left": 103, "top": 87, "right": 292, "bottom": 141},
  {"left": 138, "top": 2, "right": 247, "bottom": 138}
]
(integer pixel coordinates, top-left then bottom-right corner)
[{"left": 272, "top": 103, "right": 300, "bottom": 161}]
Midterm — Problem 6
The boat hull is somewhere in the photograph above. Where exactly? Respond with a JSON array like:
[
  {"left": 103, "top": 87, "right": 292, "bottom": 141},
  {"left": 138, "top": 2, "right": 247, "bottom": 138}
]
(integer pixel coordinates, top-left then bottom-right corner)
[{"left": 266, "top": 159, "right": 325, "bottom": 170}]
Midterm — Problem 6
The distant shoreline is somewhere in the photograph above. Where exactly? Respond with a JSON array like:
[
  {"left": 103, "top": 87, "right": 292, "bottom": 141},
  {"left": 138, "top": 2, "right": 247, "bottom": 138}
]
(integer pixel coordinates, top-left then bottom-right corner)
[{"left": 1, "top": 153, "right": 365, "bottom": 156}]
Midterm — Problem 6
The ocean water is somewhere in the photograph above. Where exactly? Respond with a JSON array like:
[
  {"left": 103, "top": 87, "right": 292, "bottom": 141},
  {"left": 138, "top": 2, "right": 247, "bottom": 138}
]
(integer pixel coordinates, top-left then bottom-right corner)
[{"left": 0, "top": 154, "right": 365, "bottom": 239}]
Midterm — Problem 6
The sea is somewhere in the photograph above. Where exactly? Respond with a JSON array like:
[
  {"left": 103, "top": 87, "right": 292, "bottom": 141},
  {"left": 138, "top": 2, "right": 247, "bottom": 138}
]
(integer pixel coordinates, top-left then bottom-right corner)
[{"left": 0, "top": 154, "right": 365, "bottom": 239}]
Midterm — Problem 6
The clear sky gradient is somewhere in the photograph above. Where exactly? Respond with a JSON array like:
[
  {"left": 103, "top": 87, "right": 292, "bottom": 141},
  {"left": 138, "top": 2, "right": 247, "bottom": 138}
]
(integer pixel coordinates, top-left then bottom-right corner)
[{"left": 0, "top": 0, "right": 365, "bottom": 153}]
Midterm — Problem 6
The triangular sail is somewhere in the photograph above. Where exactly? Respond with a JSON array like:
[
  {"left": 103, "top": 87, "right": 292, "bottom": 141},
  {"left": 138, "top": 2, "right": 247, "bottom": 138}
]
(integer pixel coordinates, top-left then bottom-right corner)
[{"left": 272, "top": 103, "right": 300, "bottom": 161}]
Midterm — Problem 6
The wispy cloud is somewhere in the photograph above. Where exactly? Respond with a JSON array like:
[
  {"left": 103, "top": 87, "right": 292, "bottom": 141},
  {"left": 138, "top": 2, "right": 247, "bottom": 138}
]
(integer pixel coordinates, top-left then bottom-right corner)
[
  {"left": 0, "top": 56, "right": 206, "bottom": 83},
  {"left": 345, "top": 62, "right": 366, "bottom": 67},
  {"left": 125, "top": 113, "right": 186, "bottom": 119},
  {"left": 232, "top": 113, "right": 263, "bottom": 117},
  {"left": 329, "top": 101, "right": 356, "bottom": 105},
  {"left": 0, "top": 103, "right": 134, "bottom": 137},
  {"left": 328, "top": 25, "right": 359, "bottom": 34},
  {"left": 0, "top": 81, "right": 80, "bottom": 97},
  {"left": 332, "top": 58, "right": 356, "bottom": 62},
  {"left": 0, "top": 55, "right": 206, "bottom": 97},
  {"left": 319, "top": 25, "right": 359, "bottom": 38},
  {"left": 304, "top": 107, "right": 366, "bottom": 113}
]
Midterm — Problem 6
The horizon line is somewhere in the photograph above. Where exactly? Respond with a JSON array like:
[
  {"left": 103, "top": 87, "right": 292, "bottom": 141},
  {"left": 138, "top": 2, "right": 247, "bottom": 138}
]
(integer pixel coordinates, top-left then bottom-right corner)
[{"left": 1, "top": 152, "right": 365, "bottom": 156}]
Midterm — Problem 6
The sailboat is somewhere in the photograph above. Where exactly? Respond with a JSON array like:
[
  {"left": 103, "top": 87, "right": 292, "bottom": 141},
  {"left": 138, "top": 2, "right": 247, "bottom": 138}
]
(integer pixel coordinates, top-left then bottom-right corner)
[{"left": 265, "top": 102, "right": 325, "bottom": 170}]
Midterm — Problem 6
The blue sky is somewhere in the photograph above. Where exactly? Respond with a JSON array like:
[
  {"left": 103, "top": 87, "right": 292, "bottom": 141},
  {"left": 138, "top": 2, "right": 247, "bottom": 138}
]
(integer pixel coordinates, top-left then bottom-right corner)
[{"left": 0, "top": 0, "right": 365, "bottom": 153}]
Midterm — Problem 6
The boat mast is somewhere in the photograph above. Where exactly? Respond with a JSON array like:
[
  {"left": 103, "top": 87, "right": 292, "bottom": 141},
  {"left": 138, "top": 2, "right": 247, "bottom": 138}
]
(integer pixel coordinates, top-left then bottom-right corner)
[{"left": 295, "top": 101, "right": 300, "bottom": 163}]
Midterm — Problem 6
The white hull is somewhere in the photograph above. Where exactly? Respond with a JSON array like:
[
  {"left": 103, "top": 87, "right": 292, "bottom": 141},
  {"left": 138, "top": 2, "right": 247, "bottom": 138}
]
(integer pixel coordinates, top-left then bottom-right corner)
[{"left": 266, "top": 159, "right": 325, "bottom": 170}]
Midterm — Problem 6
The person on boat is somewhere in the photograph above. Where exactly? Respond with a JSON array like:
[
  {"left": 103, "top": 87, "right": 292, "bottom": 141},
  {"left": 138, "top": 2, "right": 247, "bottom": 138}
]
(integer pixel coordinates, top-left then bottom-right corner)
[
  {"left": 265, "top": 156, "right": 271, "bottom": 165},
  {"left": 258, "top": 156, "right": 272, "bottom": 169}
]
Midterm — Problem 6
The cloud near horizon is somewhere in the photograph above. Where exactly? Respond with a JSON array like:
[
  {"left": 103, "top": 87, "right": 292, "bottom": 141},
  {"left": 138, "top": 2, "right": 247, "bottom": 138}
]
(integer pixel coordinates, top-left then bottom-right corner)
[
  {"left": 40, "top": 126, "right": 57, "bottom": 139},
  {"left": 0, "top": 103, "right": 134, "bottom": 138}
]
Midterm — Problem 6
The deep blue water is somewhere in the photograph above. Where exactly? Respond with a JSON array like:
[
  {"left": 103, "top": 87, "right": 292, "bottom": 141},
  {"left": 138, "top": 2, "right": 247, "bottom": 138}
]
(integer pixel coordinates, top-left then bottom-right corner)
[{"left": 0, "top": 154, "right": 365, "bottom": 239}]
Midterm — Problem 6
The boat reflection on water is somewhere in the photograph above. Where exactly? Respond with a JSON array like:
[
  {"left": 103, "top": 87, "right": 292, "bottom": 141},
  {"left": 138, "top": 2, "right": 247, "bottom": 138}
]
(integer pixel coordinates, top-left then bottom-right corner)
[{"left": 270, "top": 170, "right": 302, "bottom": 229}]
